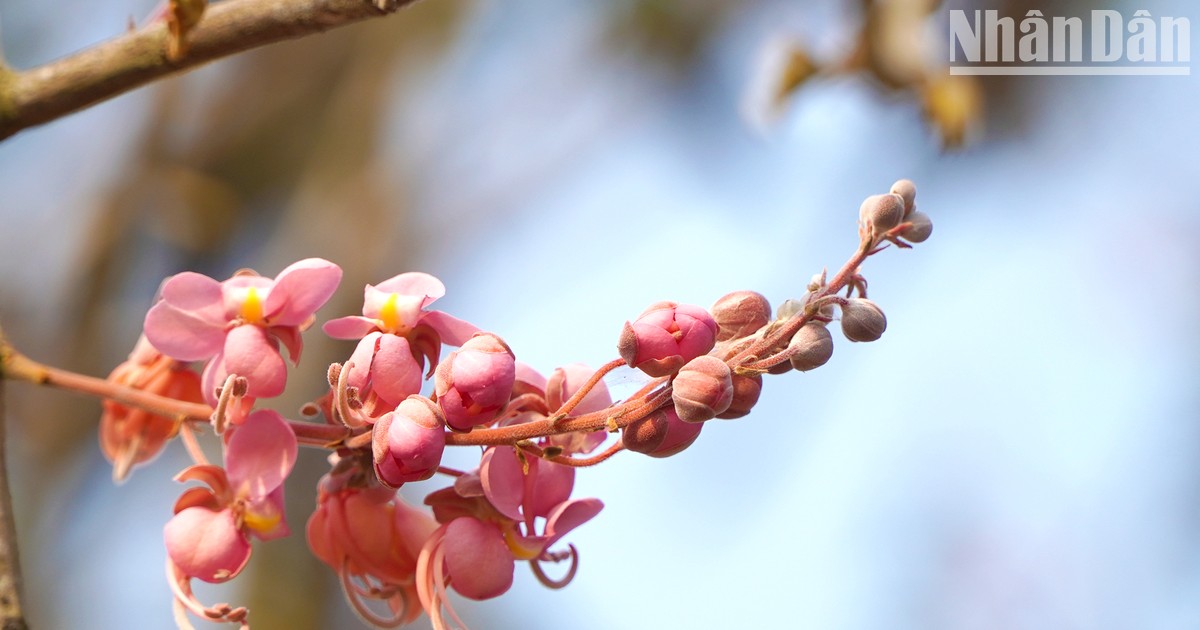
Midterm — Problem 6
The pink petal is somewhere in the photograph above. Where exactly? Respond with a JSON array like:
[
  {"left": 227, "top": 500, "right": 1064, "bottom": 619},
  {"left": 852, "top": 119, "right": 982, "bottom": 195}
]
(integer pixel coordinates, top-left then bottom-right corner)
[
  {"left": 225, "top": 409, "right": 297, "bottom": 498},
  {"left": 568, "top": 365, "right": 612, "bottom": 415},
  {"left": 322, "top": 316, "right": 380, "bottom": 340},
  {"left": 541, "top": 498, "right": 604, "bottom": 549},
  {"left": 223, "top": 325, "right": 287, "bottom": 398},
  {"left": 174, "top": 464, "right": 232, "bottom": 500},
  {"left": 305, "top": 504, "right": 335, "bottom": 567},
  {"left": 527, "top": 462, "right": 574, "bottom": 520},
  {"left": 144, "top": 302, "right": 226, "bottom": 362},
  {"left": 200, "top": 350, "right": 227, "bottom": 406},
  {"left": 270, "top": 325, "right": 304, "bottom": 365},
  {"left": 164, "top": 507, "right": 251, "bottom": 583},
  {"left": 363, "top": 284, "right": 425, "bottom": 328},
  {"left": 159, "top": 272, "right": 225, "bottom": 318},
  {"left": 392, "top": 495, "right": 439, "bottom": 561},
  {"left": 514, "top": 362, "right": 548, "bottom": 393},
  {"left": 343, "top": 332, "right": 382, "bottom": 391},
  {"left": 442, "top": 518, "right": 514, "bottom": 600},
  {"left": 480, "top": 447, "right": 526, "bottom": 522},
  {"left": 373, "top": 272, "right": 446, "bottom": 305},
  {"left": 341, "top": 491, "right": 398, "bottom": 568},
  {"left": 263, "top": 258, "right": 342, "bottom": 326},
  {"left": 370, "top": 335, "right": 424, "bottom": 407},
  {"left": 420, "top": 310, "right": 481, "bottom": 347},
  {"left": 173, "top": 487, "right": 222, "bottom": 513}
]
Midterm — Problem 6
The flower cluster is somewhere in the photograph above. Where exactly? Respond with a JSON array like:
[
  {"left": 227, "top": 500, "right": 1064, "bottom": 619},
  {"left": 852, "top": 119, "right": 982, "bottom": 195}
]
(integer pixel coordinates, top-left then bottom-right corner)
[{"left": 83, "top": 180, "right": 932, "bottom": 629}]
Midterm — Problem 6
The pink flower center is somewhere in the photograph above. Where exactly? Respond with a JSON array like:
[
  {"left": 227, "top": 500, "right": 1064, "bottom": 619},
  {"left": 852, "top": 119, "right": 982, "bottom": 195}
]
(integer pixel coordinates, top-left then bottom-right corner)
[
  {"left": 239, "top": 287, "right": 265, "bottom": 324},
  {"left": 378, "top": 293, "right": 403, "bottom": 333},
  {"left": 502, "top": 525, "right": 541, "bottom": 560},
  {"left": 234, "top": 495, "right": 281, "bottom": 535}
]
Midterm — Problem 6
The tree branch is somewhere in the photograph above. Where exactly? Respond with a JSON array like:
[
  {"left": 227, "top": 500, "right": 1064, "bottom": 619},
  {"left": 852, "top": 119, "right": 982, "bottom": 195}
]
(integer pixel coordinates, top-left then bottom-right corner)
[
  {"left": 0, "top": 0, "right": 420, "bottom": 141},
  {"left": 0, "top": 328, "right": 29, "bottom": 630}
]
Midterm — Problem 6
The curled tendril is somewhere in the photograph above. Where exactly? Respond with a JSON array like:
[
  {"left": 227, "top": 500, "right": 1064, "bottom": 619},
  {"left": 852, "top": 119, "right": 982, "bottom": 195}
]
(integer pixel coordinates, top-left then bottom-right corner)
[
  {"left": 210, "top": 373, "right": 246, "bottom": 435},
  {"left": 333, "top": 361, "right": 371, "bottom": 428},
  {"left": 530, "top": 544, "right": 579, "bottom": 590},
  {"left": 167, "top": 558, "right": 248, "bottom": 629},
  {"left": 416, "top": 527, "right": 470, "bottom": 630},
  {"left": 338, "top": 559, "right": 411, "bottom": 629}
]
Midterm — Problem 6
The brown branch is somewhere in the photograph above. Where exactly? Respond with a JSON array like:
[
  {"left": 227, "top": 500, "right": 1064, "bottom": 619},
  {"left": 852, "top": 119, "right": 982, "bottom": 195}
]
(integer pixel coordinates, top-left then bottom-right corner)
[
  {"left": 0, "top": 328, "right": 29, "bottom": 630},
  {"left": 0, "top": 0, "right": 420, "bottom": 141}
]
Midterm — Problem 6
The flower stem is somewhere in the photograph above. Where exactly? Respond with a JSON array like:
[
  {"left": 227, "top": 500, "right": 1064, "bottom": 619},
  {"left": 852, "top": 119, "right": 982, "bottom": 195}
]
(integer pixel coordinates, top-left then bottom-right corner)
[{"left": 0, "top": 338, "right": 213, "bottom": 423}]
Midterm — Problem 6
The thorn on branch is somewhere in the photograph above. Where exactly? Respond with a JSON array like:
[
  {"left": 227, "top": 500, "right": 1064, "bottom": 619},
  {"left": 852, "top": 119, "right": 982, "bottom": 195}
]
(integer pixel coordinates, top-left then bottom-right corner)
[{"left": 166, "top": 0, "right": 208, "bottom": 61}]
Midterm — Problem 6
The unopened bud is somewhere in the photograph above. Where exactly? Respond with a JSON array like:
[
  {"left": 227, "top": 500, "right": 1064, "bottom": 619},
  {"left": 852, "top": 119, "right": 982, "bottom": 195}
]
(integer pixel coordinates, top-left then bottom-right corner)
[
  {"left": 623, "top": 408, "right": 703, "bottom": 458},
  {"left": 672, "top": 356, "right": 734, "bottom": 423},
  {"left": 899, "top": 210, "right": 932, "bottom": 243},
  {"left": 806, "top": 270, "right": 826, "bottom": 293},
  {"left": 618, "top": 301, "right": 717, "bottom": 377},
  {"left": 435, "top": 333, "right": 517, "bottom": 431},
  {"left": 711, "top": 291, "right": 771, "bottom": 342},
  {"left": 716, "top": 373, "right": 762, "bottom": 419},
  {"left": 776, "top": 298, "right": 802, "bottom": 321},
  {"left": 889, "top": 179, "right": 917, "bottom": 216},
  {"left": 372, "top": 395, "right": 446, "bottom": 487},
  {"left": 840, "top": 298, "right": 887, "bottom": 342},
  {"left": 788, "top": 322, "right": 834, "bottom": 371},
  {"left": 859, "top": 193, "right": 905, "bottom": 237}
]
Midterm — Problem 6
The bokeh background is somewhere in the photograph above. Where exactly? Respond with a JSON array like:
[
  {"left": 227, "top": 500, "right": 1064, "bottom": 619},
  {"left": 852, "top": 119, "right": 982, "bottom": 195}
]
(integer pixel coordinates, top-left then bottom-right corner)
[{"left": 2, "top": 0, "right": 1199, "bottom": 628}]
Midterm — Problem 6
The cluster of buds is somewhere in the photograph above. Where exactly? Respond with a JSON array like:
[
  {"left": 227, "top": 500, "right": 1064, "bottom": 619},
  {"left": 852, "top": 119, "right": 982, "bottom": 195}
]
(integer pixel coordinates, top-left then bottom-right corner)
[{"left": 70, "top": 180, "right": 932, "bottom": 629}]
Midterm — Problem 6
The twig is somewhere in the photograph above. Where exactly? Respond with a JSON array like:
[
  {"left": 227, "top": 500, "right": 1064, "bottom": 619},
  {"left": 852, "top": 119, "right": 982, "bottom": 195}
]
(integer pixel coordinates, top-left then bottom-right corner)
[
  {"left": 0, "top": 0, "right": 420, "bottom": 141},
  {"left": 0, "top": 328, "right": 29, "bottom": 630}
]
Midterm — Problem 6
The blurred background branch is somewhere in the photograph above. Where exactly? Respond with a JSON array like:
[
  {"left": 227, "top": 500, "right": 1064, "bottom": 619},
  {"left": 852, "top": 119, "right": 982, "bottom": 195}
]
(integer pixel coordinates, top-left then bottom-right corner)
[
  {"left": 0, "top": 328, "right": 29, "bottom": 630},
  {"left": 0, "top": 0, "right": 419, "bottom": 141}
]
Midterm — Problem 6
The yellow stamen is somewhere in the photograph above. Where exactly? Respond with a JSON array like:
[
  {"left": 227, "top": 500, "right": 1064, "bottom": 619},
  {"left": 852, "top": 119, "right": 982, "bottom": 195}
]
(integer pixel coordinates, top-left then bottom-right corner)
[
  {"left": 378, "top": 293, "right": 401, "bottom": 332},
  {"left": 240, "top": 287, "right": 264, "bottom": 323},
  {"left": 503, "top": 527, "right": 541, "bottom": 560},
  {"left": 242, "top": 507, "right": 281, "bottom": 535}
]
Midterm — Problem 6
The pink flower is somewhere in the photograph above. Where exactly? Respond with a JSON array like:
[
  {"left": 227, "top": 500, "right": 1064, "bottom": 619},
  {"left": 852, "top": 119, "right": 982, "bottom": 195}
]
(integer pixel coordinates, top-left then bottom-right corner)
[
  {"left": 543, "top": 363, "right": 612, "bottom": 455},
  {"left": 144, "top": 259, "right": 342, "bottom": 401},
  {"left": 417, "top": 447, "right": 602, "bottom": 627},
  {"left": 100, "top": 336, "right": 202, "bottom": 482},
  {"left": 372, "top": 395, "right": 447, "bottom": 487},
  {"left": 323, "top": 272, "right": 479, "bottom": 418},
  {"left": 434, "top": 333, "right": 516, "bottom": 432},
  {"left": 164, "top": 409, "right": 297, "bottom": 583},
  {"left": 618, "top": 301, "right": 718, "bottom": 377},
  {"left": 307, "top": 470, "right": 437, "bottom": 627}
]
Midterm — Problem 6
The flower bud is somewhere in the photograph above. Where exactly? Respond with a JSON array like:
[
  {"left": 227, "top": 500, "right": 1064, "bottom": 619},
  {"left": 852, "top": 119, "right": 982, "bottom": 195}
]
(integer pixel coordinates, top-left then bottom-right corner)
[
  {"left": 806, "top": 270, "right": 826, "bottom": 292},
  {"left": 623, "top": 408, "right": 703, "bottom": 458},
  {"left": 716, "top": 373, "right": 762, "bottom": 419},
  {"left": 899, "top": 210, "right": 932, "bottom": 243},
  {"left": 858, "top": 193, "right": 905, "bottom": 237},
  {"left": 373, "top": 395, "right": 447, "bottom": 487},
  {"left": 618, "top": 301, "right": 718, "bottom": 377},
  {"left": 776, "top": 298, "right": 802, "bottom": 321},
  {"left": 889, "top": 179, "right": 917, "bottom": 216},
  {"left": 672, "top": 356, "right": 733, "bottom": 423},
  {"left": 711, "top": 291, "right": 771, "bottom": 342},
  {"left": 435, "top": 333, "right": 517, "bottom": 431},
  {"left": 840, "top": 298, "right": 887, "bottom": 342},
  {"left": 788, "top": 323, "right": 833, "bottom": 371}
]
